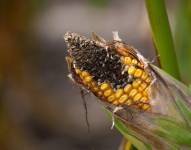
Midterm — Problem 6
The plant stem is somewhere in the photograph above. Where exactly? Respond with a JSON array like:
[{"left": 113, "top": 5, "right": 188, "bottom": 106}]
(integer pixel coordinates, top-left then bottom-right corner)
[
  {"left": 175, "top": 0, "right": 191, "bottom": 84},
  {"left": 145, "top": 0, "right": 181, "bottom": 80}
]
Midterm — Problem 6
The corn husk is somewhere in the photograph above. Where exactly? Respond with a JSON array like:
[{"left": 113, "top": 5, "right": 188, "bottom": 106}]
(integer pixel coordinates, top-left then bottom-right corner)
[{"left": 106, "top": 65, "right": 191, "bottom": 150}]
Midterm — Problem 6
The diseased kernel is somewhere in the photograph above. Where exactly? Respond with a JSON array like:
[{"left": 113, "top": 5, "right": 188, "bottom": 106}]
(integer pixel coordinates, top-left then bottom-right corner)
[
  {"left": 129, "top": 89, "right": 138, "bottom": 97},
  {"left": 132, "top": 79, "right": 142, "bottom": 88},
  {"left": 133, "top": 93, "right": 142, "bottom": 102},
  {"left": 100, "top": 83, "right": 110, "bottom": 91},
  {"left": 104, "top": 89, "right": 113, "bottom": 97},
  {"left": 84, "top": 76, "right": 92, "bottom": 83},
  {"left": 141, "top": 72, "right": 148, "bottom": 80},
  {"left": 140, "top": 97, "right": 148, "bottom": 103},
  {"left": 134, "top": 69, "right": 143, "bottom": 78},
  {"left": 115, "top": 89, "right": 124, "bottom": 98},
  {"left": 128, "top": 66, "right": 136, "bottom": 75},
  {"left": 108, "top": 94, "right": 116, "bottom": 102},
  {"left": 124, "top": 84, "right": 132, "bottom": 93},
  {"left": 75, "top": 68, "right": 81, "bottom": 74},
  {"left": 132, "top": 59, "right": 138, "bottom": 65},
  {"left": 119, "top": 94, "right": 128, "bottom": 103},
  {"left": 124, "top": 57, "right": 132, "bottom": 65},
  {"left": 112, "top": 100, "right": 119, "bottom": 105}
]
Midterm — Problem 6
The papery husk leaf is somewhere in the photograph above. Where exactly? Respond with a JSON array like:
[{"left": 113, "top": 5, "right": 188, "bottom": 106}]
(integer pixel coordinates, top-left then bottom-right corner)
[
  {"left": 106, "top": 106, "right": 180, "bottom": 150},
  {"left": 106, "top": 110, "right": 151, "bottom": 150},
  {"left": 106, "top": 65, "right": 191, "bottom": 150},
  {"left": 154, "top": 117, "right": 191, "bottom": 147},
  {"left": 150, "top": 65, "right": 191, "bottom": 127}
]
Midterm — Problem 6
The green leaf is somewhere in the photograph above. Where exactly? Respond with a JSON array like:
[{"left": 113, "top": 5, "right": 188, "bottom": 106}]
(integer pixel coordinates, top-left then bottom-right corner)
[
  {"left": 155, "top": 117, "right": 191, "bottom": 147},
  {"left": 115, "top": 119, "right": 151, "bottom": 150},
  {"left": 175, "top": 0, "right": 191, "bottom": 84},
  {"left": 144, "top": 0, "right": 180, "bottom": 80},
  {"left": 189, "top": 85, "right": 191, "bottom": 92},
  {"left": 175, "top": 98, "right": 191, "bottom": 127},
  {"left": 106, "top": 110, "right": 151, "bottom": 150},
  {"left": 88, "top": 0, "right": 108, "bottom": 8}
]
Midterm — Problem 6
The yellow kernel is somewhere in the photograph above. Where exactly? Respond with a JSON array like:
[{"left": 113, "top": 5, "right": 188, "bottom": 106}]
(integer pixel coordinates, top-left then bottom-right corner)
[
  {"left": 115, "top": 89, "right": 124, "bottom": 98},
  {"left": 138, "top": 63, "right": 144, "bottom": 68},
  {"left": 91, "top": 81, "right": 96, "bottom": 87},
  {"left": 104, "top": 89, "right": 113, "bottom": 97},
  {"left": 138, "top": 83, "right": 147, "bottom": 92},
  {"left": 112, "top": 100, "right": 119, "bottom": 105},
  {"left": 129, "top": 89, "right": 138, "bottom": 97},
  {"left": 140, "top": 97, "right": 148, "bottom": 103},
  {"left": 141, "top": 82, "right": 147, "bottom": 89},
  {"left": 138, "top": 103, "right": 143, "bottom": 107},
  {"left": 128, "top": 66, "right": 136, "bottom": 75},
  {"left": 87, "top": 83, "right": 91, "bottom": 87},
  {"left": 134, "top": 69, "right": 143, "bottom": 78},
  {"left": 138, "top": 87, "right": 143, "bottom": 92},
  {"left": 124, "top": 84, "right": 132, "bottom": 93},
  {"left": 142, "top": 91, "right": 147, "bottom": 96},
  {"left": 75, "top": 69, "right": 81, "bottom": 74},
  {"left": 145, "top": 77, "right": 151, "bottom": 83},
  {"left": 92, "top": 87, "right": 99, "bottom": 92},
  {"left": 126, "top": 99, "right": 132, "bottom": 105},
  {"left": 84, "top": 76, "right": 92, "bottom": 83},
  {"left": 143, "top": 87, "right": 151, "bottom": 96},
  {"left": 132, "top": 59, "right": 138, "bottom": 65},
  {"left": 124, "top": 57, "right": 132, "bottom": 65},
  {"left": 83, "top": 80, "right": 88, "bottom": 85},
  {"left": 81, "top": 71, "right": 90, "bottom": 77},
  {"left": 108, "top": 94, "right": 116, "bottom": 102},
  {"left": 142, "top": 104, "right": 151, "bottom": 110},
  {"left": 133, "top": 93, "right": 142, "bottom": 102},
  {"left": 100, "top": 83, "right": 110, "bottom": 91},
  {"left": 97, "top": 91, "right": 103, "bottom": 96},
  {"left": 132, "top": 79, "right": 142, "bottom": 88},
  {"left": 141, "top": 72, "right": 148, "bottom": 80},
  {"left": 119, "top": 94, "right": 128, "bottom": 103}
]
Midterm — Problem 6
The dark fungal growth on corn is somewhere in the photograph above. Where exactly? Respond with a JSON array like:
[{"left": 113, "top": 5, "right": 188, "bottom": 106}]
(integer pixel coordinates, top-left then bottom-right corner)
[
  {"left": 64, "top": 31, "right": 153, "bottom": 110},
  {"left": 64, "top": 32, "right": 130, "bottom": 89}
]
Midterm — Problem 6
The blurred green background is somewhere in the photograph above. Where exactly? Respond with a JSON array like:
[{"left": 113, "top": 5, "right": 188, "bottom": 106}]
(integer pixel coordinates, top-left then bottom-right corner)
[{"left": 0, "top": 0, "right": 190, "bottom": 150}]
